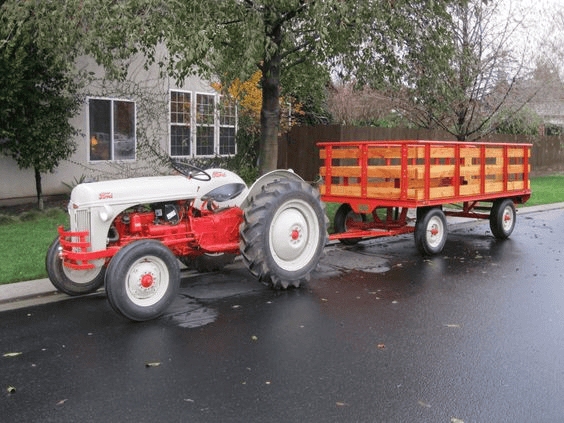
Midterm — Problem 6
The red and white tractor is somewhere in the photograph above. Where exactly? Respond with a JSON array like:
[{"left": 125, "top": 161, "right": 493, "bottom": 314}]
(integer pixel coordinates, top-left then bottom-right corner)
[{"left": 46, "top": 162, "right": 327, "bottom": 321}]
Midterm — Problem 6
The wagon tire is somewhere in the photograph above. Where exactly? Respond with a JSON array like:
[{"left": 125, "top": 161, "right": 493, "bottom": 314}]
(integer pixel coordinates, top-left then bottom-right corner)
[
  {"left": 240, "top": 179, "right": 328, "bottom": 289},
  {"left": 105, "top": 240, "right": 180, "bottom": 321},
  {"left": 45, "top": 236, "right": 105, "bottom": 296},
  {"left": 333, "top": 203, "right": 366, "bottom": 245},
  {"left": 489, "top": 198, "right": 516, "bottom": 239},
  {"left": 415, "top": 207, "right": 448, "bottom": 255},
  {"left": 179, "top": 253, "right": 236, "bottom": 273}
]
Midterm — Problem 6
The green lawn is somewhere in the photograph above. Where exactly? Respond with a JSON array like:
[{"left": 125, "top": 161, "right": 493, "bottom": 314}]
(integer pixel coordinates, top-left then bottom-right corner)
[
  {"left": 527, "top": 174, "right": 564, "bottom": 207},
  {"left": 0, "top": 208, "right": 68, "bottom": 285},
  {"left": 0, "top": 174, "right": 563, "bottom": 286}
]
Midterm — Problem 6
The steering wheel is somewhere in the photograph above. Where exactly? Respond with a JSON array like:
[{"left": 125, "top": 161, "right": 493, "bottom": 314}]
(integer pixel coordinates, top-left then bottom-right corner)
[{"left": 171, "top": 160, "right": 212, "bottom": 181}]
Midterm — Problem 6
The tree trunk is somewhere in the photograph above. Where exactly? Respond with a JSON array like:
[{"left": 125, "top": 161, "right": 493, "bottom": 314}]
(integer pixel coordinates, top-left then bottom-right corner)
[
  {"left": 258, "top": 26, "right": 282, "bottom": 175},
  {"left": 34, "top": 167, "right": 44, "bottom": 211}
]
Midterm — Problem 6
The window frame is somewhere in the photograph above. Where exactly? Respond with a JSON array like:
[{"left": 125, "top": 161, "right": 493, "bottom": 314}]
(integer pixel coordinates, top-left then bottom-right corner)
[
  {"left": 87, "top": 97, "right": 137, "bottom": 163},
  {"left": 169, "top": 90, "right": 237, "bottom": 158}
]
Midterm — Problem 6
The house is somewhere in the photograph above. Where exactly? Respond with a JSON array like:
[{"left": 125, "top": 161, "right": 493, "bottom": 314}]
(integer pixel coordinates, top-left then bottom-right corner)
[{"left": 0, "top": 50, "right": 237, "bottom": 206}]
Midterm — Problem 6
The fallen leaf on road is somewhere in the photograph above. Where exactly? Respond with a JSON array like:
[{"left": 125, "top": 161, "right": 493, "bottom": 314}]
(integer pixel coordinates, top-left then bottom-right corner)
[
  {"left": 444, "top": 324, "right": 461, "bottom": 328},
  {"left": 3, "top": 352, "right": 22, "bottom": 358},
  {"left": 451, "top": 418, "right": 464, "bottom": 423},
  {"left": 145, "top": 361, "right": 161, "bottom": 368},
  {"left": 7, "top": 386, "right": 16, "bottom": 394},
  {"left": 56, "top": 399, "right": 68, "bottom": 406},
  {"left": 251, "top": 335, "right": 258, "bottom": 342},
  {"left": 417, "top": 400, "right": 431, "bottom": 408},
  {"left": 377, "top": 344, "right": 386, "bottom": 350},
  {"left": 336, "top": 401, "right": 349, "bottom": 407}
]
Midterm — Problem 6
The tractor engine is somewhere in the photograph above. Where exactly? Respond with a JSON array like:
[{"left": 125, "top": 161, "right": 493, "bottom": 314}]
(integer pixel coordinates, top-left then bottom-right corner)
[{"left": 107, "top": 201, "right": 244, "bottom": 258}]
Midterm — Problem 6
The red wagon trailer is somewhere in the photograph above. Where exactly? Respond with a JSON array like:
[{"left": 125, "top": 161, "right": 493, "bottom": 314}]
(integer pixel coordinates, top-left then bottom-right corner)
[{"left": 318, "top": 140, "right": 532, "bottom": 255}]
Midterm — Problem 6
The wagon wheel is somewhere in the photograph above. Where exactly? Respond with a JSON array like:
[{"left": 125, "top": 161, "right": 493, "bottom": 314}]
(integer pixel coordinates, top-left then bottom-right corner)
[
  {"left": 45, "top": 236, "right": 105, "bottom": 296},
  {"left": 489, "top": 198, "right": 516, "bottom": 239},
  {"left": 414, "top": 207, "right": 448, "bottom": 255},
  {"left": 333, "top": 203, "right": 367, "bottom": 245}
]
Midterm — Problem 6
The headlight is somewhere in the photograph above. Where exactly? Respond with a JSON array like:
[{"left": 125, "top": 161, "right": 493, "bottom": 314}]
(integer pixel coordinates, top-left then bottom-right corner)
[{"left": 99, "top": 204, "right": 113, "bottom": 222}]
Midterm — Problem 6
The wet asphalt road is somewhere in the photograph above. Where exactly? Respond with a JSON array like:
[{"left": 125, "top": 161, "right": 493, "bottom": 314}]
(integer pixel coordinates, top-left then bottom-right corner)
[{"left": 1, "top": 208, "right": 563, "bottom": 422}]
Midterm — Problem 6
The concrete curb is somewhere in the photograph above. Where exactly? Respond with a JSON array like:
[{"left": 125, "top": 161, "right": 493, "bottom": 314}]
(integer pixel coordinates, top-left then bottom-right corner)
[{"left": 2, "top": 202, "right": 563, "bottom": 312}]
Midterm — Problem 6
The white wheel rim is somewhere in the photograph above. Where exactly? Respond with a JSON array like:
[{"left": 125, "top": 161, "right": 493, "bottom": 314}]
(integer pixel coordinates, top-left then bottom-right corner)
[
  {"left": 426, "top": 215, "right": 445, "bottom": 249},
  {"left": 269, "top": 199, "right": 320, "bottom": 272},
  {"left": 63, "top": 265, "right": 102, "bottom": 285},
  {"left": 125, "top": 255, "right": 170, "bottom": 307},
  {"left": 502, "top": 206, "right": 514, "bottom": 232}
]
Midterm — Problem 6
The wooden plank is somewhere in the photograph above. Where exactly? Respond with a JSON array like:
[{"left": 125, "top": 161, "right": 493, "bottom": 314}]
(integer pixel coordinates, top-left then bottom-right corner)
[
  {"left": 324, "top": 148, "right": 360, "bottom": 159},
  {"left": 429, "top": 186, "right": 455, "bottom": 199},
  {"left": 320, "top": 166, "right": 361, "bottom": 177},
  {"left": 484, "top": 148, "right": 504, "bottom": 158},
  {"left": 367, "top": 166, "right": 409, "bottom": 179},
  {"left": 507, "top": 181, "right": 525, "bottom": 190},
  {"left": 415, "top": 165, "right": 455, "bottom": 179},
  {"left": 459, "top": 166, "right": 481, "bottom": 177},
  {"left": 366, "top": 186, "right": 401, "bottom": 198},
  {"left": 485, "top": 164, "right": 504, "bottom": 175},
  {"left": 507, "top": 164, "right": 527, "bottom": 174},
  {"left": 367, "top": 147, "right": 402, "bottom": 159},
  {"left": 459, "top": 148, "right": 481, "bottom": 159},
  {"left": 507, "top": 148, "right": 526, "bottom": 158},
  {"left": 459, "top": 184, "right": 481, "bottom": 196},
  {"left": 329, "top": 185, "right": 362, "bottom": 196},
  {"left": 484, "top": 181, "right": 503, "bottom": 193}
]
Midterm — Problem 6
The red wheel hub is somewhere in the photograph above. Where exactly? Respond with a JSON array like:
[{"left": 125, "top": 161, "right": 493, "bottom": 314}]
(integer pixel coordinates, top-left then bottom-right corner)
[
  {"left": 504, "top": 214, "right": 511, "bottom": 222},
  {"left": 430, "top": 227, "right": 439, "bottom": 236},
  {"left": 291, "top": 229, "right": 300, "bottom": 240},
  {"left": 140, "top": 273, "right": 154, "bottom": 288}
]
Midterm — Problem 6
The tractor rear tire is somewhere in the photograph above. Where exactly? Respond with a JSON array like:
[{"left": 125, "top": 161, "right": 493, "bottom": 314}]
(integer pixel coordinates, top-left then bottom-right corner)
[
  {"left": 45, "top": 236, "right": 105, "bottom": 296},
  {"left": 105, "top": 240, "right": 180, "bottom": 321},
  {"left": 240, "top": 179, "right": 328, "bottom": 289}
]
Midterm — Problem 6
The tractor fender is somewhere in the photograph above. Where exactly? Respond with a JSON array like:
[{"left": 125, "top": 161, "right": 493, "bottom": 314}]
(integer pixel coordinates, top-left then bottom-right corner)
[{"left": 240, "top": 169, "right": 304, "bottom": 211}]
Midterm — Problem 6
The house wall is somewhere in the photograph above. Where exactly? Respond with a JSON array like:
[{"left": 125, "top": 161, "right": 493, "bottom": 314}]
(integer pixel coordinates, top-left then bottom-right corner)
[{"left": 0, "top": 48, "right": 219, "bottom": 206}]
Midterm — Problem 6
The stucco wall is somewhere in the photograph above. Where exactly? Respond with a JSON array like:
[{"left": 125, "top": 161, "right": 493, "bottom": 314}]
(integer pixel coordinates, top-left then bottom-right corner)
[{"left": 0, "top": 49, "right": 218, "bottom": 206}]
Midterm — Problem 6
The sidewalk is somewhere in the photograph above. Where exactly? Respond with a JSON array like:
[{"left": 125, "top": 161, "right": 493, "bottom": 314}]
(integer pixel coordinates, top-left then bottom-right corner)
[{"left": 2, "top": 202, "right": 563, "bottom": 312}]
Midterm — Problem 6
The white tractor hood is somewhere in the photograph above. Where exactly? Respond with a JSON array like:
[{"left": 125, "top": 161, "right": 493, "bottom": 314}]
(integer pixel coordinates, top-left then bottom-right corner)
[{"left": 69, "top": 169, "right": 248, "bottom": 210}]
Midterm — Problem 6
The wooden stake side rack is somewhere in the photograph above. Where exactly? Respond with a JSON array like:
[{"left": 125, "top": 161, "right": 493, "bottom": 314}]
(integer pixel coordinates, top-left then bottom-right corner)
[{"left": 318, "top": 140, "right": 532, "bottom": 243}]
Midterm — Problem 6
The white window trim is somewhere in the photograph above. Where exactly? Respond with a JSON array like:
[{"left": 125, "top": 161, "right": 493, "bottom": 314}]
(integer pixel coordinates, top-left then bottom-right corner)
[
  {"left": 86, "top": 96, "right": 137, "bottom": 163},
  {"left": 169, "top": 89, "right": 192, "bottom": 158},
  {"left": 169, "top": 90, "right": 238, "bottom": 158}
]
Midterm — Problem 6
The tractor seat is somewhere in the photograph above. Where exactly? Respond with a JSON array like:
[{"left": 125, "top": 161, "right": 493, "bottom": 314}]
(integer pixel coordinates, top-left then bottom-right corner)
[{"left": 201, "top": 183, "right": 246, "bottom": 203}]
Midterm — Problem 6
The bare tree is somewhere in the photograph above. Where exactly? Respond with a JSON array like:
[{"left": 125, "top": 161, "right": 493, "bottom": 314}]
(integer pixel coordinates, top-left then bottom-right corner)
[{"left": 392, "top": 0, "right": 538, "bottom": 141}]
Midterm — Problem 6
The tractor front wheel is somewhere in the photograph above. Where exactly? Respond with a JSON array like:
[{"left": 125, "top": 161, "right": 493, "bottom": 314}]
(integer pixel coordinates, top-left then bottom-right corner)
[
  {"left": 45, "top": 237, "right": 105, "bottom": 296},
  {"left": 105, "top": 240, "right": 180, "bottom": 321},
  {"left": 240, "top": 179, "right": 327, "bottom": 289}
]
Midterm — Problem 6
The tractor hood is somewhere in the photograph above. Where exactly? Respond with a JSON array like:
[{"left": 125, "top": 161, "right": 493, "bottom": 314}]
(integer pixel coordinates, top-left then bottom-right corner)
[{"left": 69, "top": 169, "right": 248, "bottom": 210}]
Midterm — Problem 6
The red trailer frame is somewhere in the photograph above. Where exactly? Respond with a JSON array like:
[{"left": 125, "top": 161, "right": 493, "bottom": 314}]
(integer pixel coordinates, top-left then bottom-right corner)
[{"left": 318, "top": 140, "right": 531, "bottom": 251}]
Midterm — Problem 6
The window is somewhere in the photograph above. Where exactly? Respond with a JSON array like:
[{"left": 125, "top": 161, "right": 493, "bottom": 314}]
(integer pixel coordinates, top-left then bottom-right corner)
[
  {"left": 89, "top": 98, "right": 135, "bottom": 161},
  {"left": 196, "top": 93, "right": 215, "bottom": 156},
  {"left": 219, "top": 96, "right": 237, "bottom": 155},
  {"left": 170, "top": 91, "right": 191, "bottom": 156},
  {"left": 170, "top": 90, "right": 237, "bottom": 157}
]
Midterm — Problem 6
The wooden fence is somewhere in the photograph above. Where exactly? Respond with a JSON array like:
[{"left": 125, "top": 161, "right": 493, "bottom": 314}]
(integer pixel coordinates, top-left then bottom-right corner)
[{"left": 278, "top": 125, "right": 564, "bottom": 182}]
